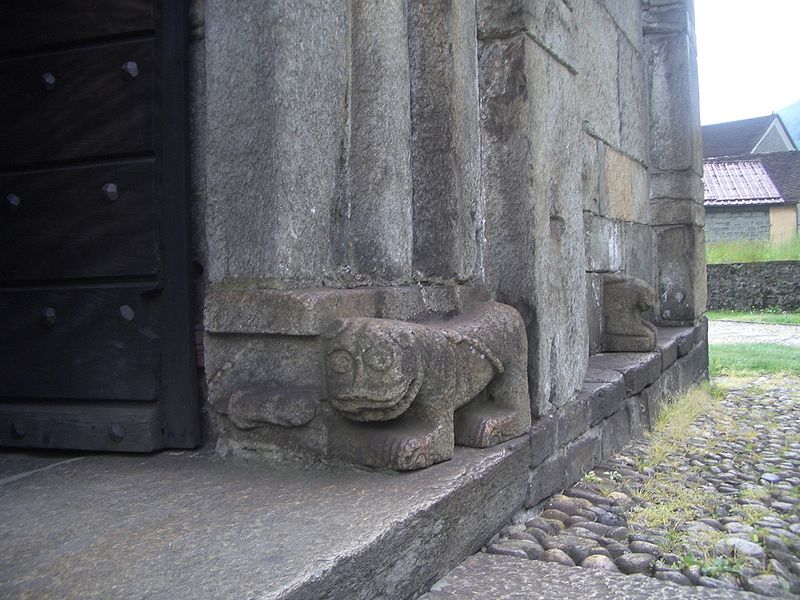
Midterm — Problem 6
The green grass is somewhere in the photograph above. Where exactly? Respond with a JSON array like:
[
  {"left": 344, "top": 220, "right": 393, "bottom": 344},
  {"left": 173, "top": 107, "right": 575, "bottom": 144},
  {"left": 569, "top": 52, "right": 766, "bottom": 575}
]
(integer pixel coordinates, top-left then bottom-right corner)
[
  {"left": 707, "top": 310, "right": 800, "bottom": 325},
  {"left": 709, "top": 343, "right": 800, "bottom": 376},
  {"left": 706, "top": 238, "right": 800, "bottom": 264}
]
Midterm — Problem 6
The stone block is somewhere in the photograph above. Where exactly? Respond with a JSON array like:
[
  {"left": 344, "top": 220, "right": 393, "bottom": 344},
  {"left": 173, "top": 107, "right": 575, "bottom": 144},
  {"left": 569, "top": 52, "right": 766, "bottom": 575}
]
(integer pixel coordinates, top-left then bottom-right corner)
[
  {"left": 656, "top": 325, "right": 696, "bottom": 358},
  {"left": 646, "top": 31, "right": 702, "bottom": 174},
  {"left": 588, "top": 352, "right": 661, "bottom": 397},
  {"left": 527, "top": 428, "right": 602, "bottom": 508},
  {"left": 583, "top": 380, "right": 626, "bottom": 425},
  {"left": 408, "top": 1, "right": 480, "bottom": 280},
  {"left": 574, "top": 0, "right": 620, "bottom": 147},
  {"left": 205, "top": 0, "right": 347, "bottom": 285},
  {"left": 529, "top": 412, "right": 558, "bottom": 468},
  {"left": 477, "top": 0, "right": 577, "bottom": 71},
  {"left": 581, "top": 136, "right": 606, "bottom": 215},
  {"left": 603, "top": 0, "right": 643, "bottom": 49},
  {"left": 618, "top": 37, "right": 648, "bottom": 163},
  {"left": 604, "top": 147, "right": 648, "bottom": 223},
  {"left": 553, "top": 397, "right": 590, "bottom": 449},
  {"left": 650, "top": 197, "right": 705, "bottom": 227},
  {"left": 584, "top": 213, "right": 623, "bottom": 273},
  {"left": 599, "top": 398, "right": 642, "bottom": 459},
  {"left": 655, "top": 334, "right": 678, "bottom": 371},
  {"left": 584, "top": 367, "right": 625, "bottom": 388},
  {"left": 586, "top": 273, "right": 604, "bottom": 355},
  {"left": 649, "top": 171, "right": 704, "bottom": 202},
  {"left": 622, "top": 222, "right": 655, "bottom": 287},
  {"left": 655, "top": 225, "right": 707, "bottom": 324}
]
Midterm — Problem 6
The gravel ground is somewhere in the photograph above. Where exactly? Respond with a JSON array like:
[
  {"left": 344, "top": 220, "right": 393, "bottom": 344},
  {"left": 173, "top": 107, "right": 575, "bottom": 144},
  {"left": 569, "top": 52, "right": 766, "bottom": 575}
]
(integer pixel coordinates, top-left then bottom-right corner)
[
  {"left": 486, "top": 374, "right": 800, "bottom": 597},
  {"left": 708, "top": 321, "right": 800, "bottom": 347}
]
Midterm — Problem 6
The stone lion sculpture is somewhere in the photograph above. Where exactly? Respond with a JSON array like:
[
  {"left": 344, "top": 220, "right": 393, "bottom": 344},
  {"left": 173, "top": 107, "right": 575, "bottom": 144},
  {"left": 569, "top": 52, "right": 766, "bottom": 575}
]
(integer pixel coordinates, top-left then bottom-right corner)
[
  {"left": 603, "top": 273, "right": 657, "bottom": 352},
  {"left": 323, "top": 301, "right": 531, "bottom": 470}
]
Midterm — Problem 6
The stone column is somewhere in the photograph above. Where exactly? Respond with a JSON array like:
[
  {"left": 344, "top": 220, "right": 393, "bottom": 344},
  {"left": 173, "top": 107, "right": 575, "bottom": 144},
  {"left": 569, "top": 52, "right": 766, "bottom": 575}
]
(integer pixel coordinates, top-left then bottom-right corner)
[
  {"left": 345, "top": 0, "right": 414, "bottom": 283},
  {"left": 643, "top": 0, "right": 706, "bottom": 324},
  {"left": 408, "top": 1, "right": 481, "bottom": 281},
  {"left": 204, "top": 0, "right": 348, "bottom": 287}
]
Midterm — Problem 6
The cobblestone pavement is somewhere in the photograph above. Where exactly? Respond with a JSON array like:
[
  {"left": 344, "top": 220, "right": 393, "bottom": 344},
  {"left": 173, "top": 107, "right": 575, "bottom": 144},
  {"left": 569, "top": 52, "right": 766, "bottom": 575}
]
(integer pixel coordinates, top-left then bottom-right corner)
[
  {"left": 486, "top": 374, "right": 800, "bottom": 597},
  {"left": 708, "top": 321, "right": 800, "bottom": 347}
]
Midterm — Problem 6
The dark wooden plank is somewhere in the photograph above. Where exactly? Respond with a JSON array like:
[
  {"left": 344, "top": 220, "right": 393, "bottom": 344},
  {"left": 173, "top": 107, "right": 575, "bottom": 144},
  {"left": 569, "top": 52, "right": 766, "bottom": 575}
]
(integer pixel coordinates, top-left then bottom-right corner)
[
  {"left": 0, "top": 1, "right": 155, "bottom": 54},
  {"left": 0, "top": 160, "right": 160, "bottom": 281},
  {"left": 0, "top": 402, "right": 164, "bottom": 452},
  {"left": 0, "top": 39, "right": 155, "bottom": 166},
  {"left": 157, "top": 0, "right": 200, "bottom": 448},
  {"left": 0, "top": 287, "right": 161, "bottom": 401}
]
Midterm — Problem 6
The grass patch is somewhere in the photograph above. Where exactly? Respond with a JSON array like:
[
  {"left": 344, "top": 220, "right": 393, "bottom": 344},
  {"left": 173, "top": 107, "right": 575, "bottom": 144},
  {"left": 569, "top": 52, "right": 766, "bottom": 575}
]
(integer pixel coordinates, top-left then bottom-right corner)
[
  {"left": 707, "top": 310, "right": 800, "bottom": 325},
  {"left": 709, "top": 343, "right": 800, "bottom": 376},
  {"left": 706, "top": 238, "right": 800, "bottom": 264}
]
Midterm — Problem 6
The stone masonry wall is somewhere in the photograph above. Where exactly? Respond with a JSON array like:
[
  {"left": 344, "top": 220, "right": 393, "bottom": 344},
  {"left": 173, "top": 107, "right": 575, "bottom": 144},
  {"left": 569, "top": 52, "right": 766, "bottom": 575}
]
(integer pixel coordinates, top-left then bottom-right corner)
[
  {"left": 705, "top": 207, "right": 771, "bottom": 243},
  {"left": 707, "top": 261, "right": 800, "bottom": 311},
  {"left": 191, "top": 0, "right": 707, "bottom": 469}
]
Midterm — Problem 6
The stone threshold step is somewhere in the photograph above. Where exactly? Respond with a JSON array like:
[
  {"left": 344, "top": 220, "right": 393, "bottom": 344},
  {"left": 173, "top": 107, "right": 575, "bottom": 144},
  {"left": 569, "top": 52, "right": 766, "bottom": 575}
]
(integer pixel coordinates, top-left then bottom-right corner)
[{"left": 0, "top": 439, "right": 528, "bottom": 600}]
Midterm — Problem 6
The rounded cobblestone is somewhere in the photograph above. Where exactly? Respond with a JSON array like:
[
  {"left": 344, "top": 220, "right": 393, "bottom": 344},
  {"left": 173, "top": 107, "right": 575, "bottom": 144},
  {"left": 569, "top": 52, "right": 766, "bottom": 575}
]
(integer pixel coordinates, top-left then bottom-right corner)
[{"left": 489, "top": 373, "right": 800, "bottom": 596}]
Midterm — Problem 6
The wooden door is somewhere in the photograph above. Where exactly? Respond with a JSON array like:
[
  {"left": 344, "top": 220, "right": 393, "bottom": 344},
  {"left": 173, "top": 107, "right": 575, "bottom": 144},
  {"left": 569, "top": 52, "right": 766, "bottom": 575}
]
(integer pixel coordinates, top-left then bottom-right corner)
[{"left": 0, "top": 1, "right": 199, "bottom": 451}]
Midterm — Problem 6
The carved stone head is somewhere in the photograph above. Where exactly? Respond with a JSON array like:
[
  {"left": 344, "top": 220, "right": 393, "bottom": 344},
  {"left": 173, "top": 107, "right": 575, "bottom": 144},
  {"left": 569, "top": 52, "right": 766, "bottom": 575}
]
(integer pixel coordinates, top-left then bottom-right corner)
[{"left": 324, "top": 318, "right": 423, "bottom": 422}]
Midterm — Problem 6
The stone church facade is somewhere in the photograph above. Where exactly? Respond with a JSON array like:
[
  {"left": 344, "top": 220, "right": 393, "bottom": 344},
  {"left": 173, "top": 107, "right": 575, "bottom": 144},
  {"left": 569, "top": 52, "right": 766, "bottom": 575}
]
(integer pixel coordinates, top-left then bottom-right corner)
[{"left": 188, "top": 0, "right": 706, "bottom": 482}]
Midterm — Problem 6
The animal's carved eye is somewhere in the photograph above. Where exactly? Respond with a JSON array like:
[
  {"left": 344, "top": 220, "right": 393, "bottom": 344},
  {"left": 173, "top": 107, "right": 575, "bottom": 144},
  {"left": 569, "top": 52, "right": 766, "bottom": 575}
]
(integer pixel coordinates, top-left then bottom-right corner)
[
  {"left": 363, "top": 343, "right": 393, "bottom": 372},
  {"left": 328, "top": 350, "right": 354, "bottom": 375}
]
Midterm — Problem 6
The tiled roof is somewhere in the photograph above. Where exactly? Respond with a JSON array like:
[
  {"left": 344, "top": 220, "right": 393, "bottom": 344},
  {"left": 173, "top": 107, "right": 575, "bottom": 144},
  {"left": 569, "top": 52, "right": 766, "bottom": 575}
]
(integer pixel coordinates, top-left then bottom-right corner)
[
  {"left": 703, "top": 159, "right": 785, "bottom": 206},
  {"left": 702, "top": 115, "right": 775, "bottom": 158}
]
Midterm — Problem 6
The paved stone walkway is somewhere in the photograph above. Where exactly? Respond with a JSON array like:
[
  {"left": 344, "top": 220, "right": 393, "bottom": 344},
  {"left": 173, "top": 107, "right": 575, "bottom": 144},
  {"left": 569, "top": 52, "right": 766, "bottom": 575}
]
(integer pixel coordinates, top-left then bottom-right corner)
[
  {"left": 708, "top": 321, "right": 800, "bottom": 347},
  {"left": 436, "top": 373, "right": 800, "bottom": 597}
]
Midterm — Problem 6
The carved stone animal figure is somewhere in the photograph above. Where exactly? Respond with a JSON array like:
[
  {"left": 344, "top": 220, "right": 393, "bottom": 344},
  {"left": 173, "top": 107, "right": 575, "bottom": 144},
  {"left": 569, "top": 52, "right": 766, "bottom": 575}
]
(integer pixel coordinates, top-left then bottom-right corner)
[
  {"left": 323, "top": 301, "right": 531, "bottom": 470},
  {"left": 603, "top": 273, "right": 657, "bottom": 352}
]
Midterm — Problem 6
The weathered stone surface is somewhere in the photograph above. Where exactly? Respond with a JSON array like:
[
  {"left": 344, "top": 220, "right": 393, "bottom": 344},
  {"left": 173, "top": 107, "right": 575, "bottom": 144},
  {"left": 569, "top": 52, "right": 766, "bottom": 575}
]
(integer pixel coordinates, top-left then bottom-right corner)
[
  {"left": 1, "top": 442, "right": 529, "bottom": 600},
  {"left": 582, "top": 380, "right": 626, "bottom": 425},
  {"left": 347, "top": 0, "right": 414, "bottom": 282},
  {"left": 650, "top": 171, "right": 704, "bottom": 203},
  {"left": 602, "top": 274, "right": 657, "bottom": 352},
  {"left": 655, "top": 331, "right": 679, "bottom": 371},
  {"left": 646, "top": 29, "right": 702, "bottom": 174},
  {"left": 622, "top": 222, "right": 656, "bottom": 288},
  {"left": 205, "top": 1, "right": 347, "bottom": 285},
  {"left": 228, "top": 383, "right": 318, "bottom": 429},
  {"left": 651, "top": 197, "right": 705, "bottom": 227},
  {"left": 408, "top": 1, "right": 480, "bottom": 280},
  {"left": 588, "top": 352, "right": 661, "bottom": 397},
  {"left": 708, "top": 261, "right": 800, "bottom": 312},
  {"left": 205, "top": 284, "right": 489, "bottom": 336},
  {"left": 604, "top": 147, "right": 648, "bottom": 223},
  {"left": 655, "top": 225, "right": 707, "bottom": 324},
  {"left": 424, "top": 554, "right": 759, "bottom": 599},
  {"left": 586, "top": 272, "right": 605, "bottom": 355},
  {"left": 618, "top": 38, "right": 648, "bottom": 163},
  {"left": 582, "top": 553, "right": 620, "bottom": 572},
  {"left": 603, "top": 0, "right": 642, "bottom": 49},
  {"left": 616, "top": 552, "right": 656, "bottom": 574},
  {"left": 585, "top": 213, "right": 624, "bottom": 273},
  {"left": 529, "top": 412, "right": 558, "bottom": 468},
  {"left": 575, "top": 0, "right": 620, "bottom": 147},
  {"left": 477, "top": 0, "right": 577, "bottom": 71},
  {"left": 527, "top": 429, "right": 602, "bottom": 508},
  {"left": 324, "top": 302, "right": 531, "bottom": 470},
  {"left": 479, "top": 34, "right": 587, "bottom": 416}
]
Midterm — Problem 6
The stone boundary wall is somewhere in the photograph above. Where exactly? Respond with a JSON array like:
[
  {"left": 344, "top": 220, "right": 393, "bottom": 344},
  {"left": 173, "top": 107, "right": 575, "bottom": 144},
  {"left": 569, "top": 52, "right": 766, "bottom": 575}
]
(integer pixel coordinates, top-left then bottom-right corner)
[
  {"left": 525, "top": 321, "right": 708, "bottom": 508},
  {"left": 707, "top": 261, "right": 800, "bottom": 311}
]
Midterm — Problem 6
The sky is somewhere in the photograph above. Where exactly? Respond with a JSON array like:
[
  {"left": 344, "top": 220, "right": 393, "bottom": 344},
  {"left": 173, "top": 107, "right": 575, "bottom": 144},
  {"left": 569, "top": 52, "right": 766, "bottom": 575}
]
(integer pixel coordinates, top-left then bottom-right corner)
[{"left": 694, "top": 0, "right": 800, "bottom": 125}]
